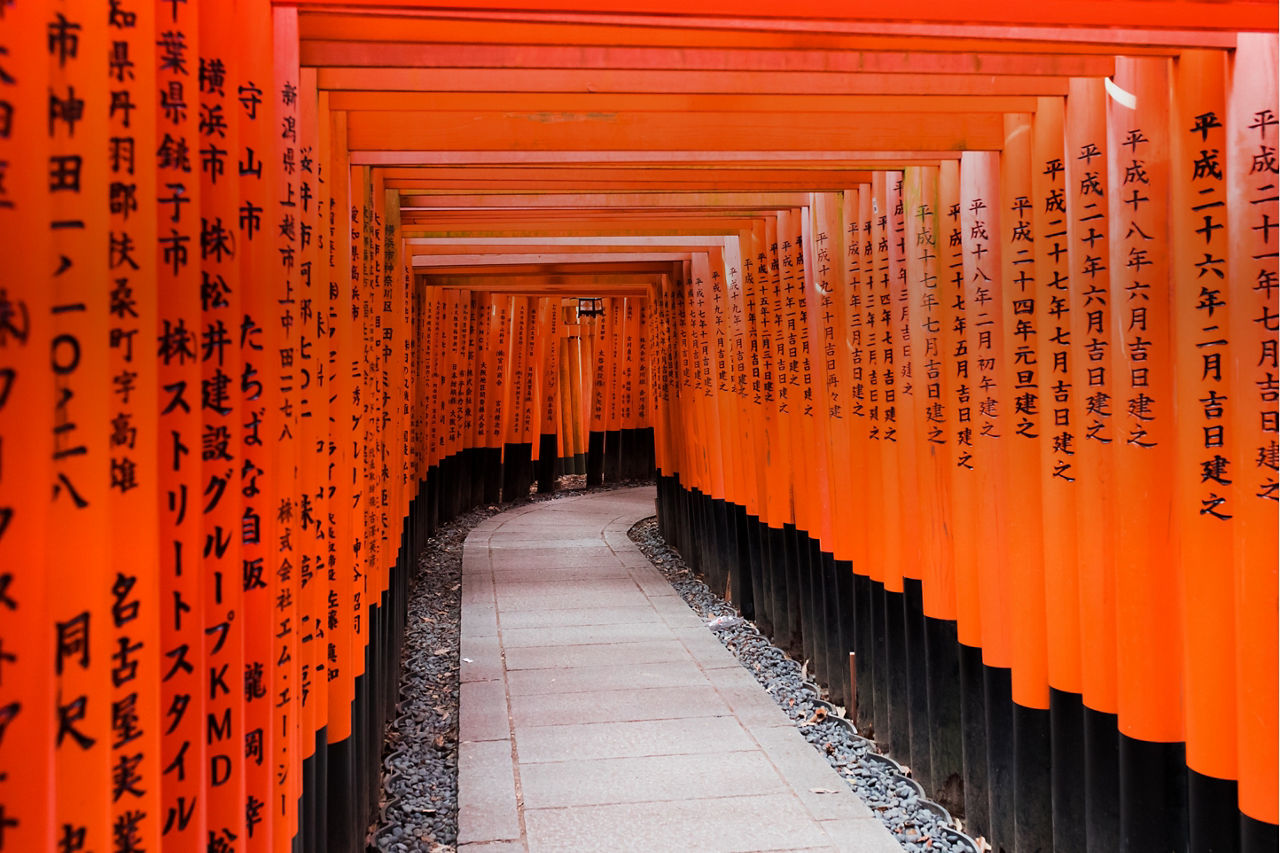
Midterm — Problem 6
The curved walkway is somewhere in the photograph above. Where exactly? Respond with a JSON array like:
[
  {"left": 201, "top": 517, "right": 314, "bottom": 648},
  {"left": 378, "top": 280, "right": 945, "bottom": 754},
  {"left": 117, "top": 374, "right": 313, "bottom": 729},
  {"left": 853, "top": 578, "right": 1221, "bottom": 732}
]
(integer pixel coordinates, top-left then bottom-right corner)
[{"left": 457, "top": 485, "right": 903, "bottom": 853}]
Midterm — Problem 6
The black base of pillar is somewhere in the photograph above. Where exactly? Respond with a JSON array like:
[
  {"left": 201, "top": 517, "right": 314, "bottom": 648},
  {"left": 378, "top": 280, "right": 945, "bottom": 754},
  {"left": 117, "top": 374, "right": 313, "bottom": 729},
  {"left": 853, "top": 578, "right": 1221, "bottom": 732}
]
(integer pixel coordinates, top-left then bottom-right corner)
[
  {"left": 960, "top": 642, "right": 990, "bottom": 840},
  {"left": 904, "top": 577, "right": 933, "bottom": 791},
  {"left": 1188, "top": 768, "right": 1241, "bottom": 853},
  {"left": 1119, "top": 734, "right": 1188, "bottom": 853},
  {"left": 984, "top": 665, "right": 1015, "bottom": 853},
  {"left": 1084, "top": 705, "right": 1121, "bottom": 852},
  {"left": 1050, "top": 688, "right": 1086, "bottom": 853},
  {"left": 481, "top": 446, "right": 503, "bottom": 505},
  {"left": 1013, "top": 703, "right": 1053, "bottom": 853},
  {"left": 535, "top": 434, "right": 558, "bottom": 492},
  {"left": 586, "top": 431, "right": 604, "bottom": 486},
  {"left": 603, "top": 429, "right": 621, "bottom": 482},
  {"left": 501, "top": 442, "right": 535, "bottom": 502}
]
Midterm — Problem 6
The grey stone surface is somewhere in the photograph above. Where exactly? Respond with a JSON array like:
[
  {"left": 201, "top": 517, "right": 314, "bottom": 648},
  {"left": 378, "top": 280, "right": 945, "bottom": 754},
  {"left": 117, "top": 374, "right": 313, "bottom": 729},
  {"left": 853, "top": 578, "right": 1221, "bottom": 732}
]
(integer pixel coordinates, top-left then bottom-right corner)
[
  {"left": 519, "top": 750, "right": 787, "bottom": 809},
  {"left": 458, "top": 485, "right": 901, "bottom": 853},
  {"left": 498, "top": 621, "right": 674, "bottom": 648},
  {"left": 496, "top": 604, "right": 662, "bottom": 630},
  {"left": 505, "top": 658, "right": 710, "bottom": 696},
  {"left": 502, "top": 639, "right": 691, "bottom": 671},
  {"left": 509, "top": 683, "right": 732, "bottom": 727},
  {"left": 523, "top": 794, "right": 838, "bottom": 852},
  {"left": 457, "top": 739, "right": 521, "bottom": 844},
  {"left": 513, "top": 715, "right": 752, "bottom": 763},
  {"left": 459, "top": 679, "right": 511, "bottom": 743}
]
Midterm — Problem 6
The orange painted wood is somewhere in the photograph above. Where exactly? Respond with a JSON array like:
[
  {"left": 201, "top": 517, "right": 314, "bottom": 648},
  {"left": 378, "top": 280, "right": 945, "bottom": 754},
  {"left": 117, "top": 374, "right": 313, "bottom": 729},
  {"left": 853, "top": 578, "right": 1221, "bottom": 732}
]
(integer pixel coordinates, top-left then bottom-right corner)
[
  {"left": 1171, "top": 47, "right": 1233, "bottom": 757},
  {"left": 328, "top": 91, "right": 1041, "bottom": 114},
  {"left": 155, "top": 0, "right": 211, "bottom": 844},
  {"left": 327, "top": 105, "right": 357, "bottom": 750},
  {"left": 1227, "top": 32, "right": 1279, "bottom": 826},
  {"left": 860, "top": 180, "right": 888, "bottom": 586},
  {"left": 302, "top": 40, "right": 1118, "bottom": 77},
  {"left": 959, "top": 151, "right": 1011, "bottom": 669},
  {"left": 48, "top": 4, "right": 113, "bottom": 847},
  {"left": 297, "top": 11, "right": 1213, "bottom": 55},
  {"left": 318, "top": 67, "right": 1074, "bottom": 97},
  {"left": 1110, "top": 56, "right": 1181, "bottom": 750},
  {"left": 798, "top": 203, "right": 835, "bottom": 552},
  {"left": 107, "top": 2, "right": 163, "bottom": 850},
  {"left": 199, "top": 3, "right": 249, "bottom": 834},
  {"left": 346, "top": 110, "right": 1007, "bottom": 153},
  {"left": 1000, "top": 112, "right": 1048, "bottom": 710},
  {"left": 0, "top": 5, "right": 54, "bottom": 850},
  {"left": 841, "top": 185, "right": 872, "bottom": 578},
  {"left": 1031, "top": 95, "right": 1082, "bottom": 697},
  {"left": 1064, "top": 76, "right": 1118, "bottom": 718},
  {"left": 888, "top": 175, "right": 923, "bottom": 588},
  {"left": 361, "top": 150, "right": 964, "bottom": 167},
  {"left": 937, "top": 160, "right": 981, "bottom": 645},
  {"left": 303, "top": 10, "right": 1244, "bottom": 49},
  {"left": 903, "top": 168, "right": 957, "bottom": 621},
  {"left": 290, "top": 0, "right": 1278, "bottom": 32},
  {"left": 298, "top": 65, "right": 332, "bottom": 761},
  {"left": 241, "top": 2, "right": 281, "bottom": 847},
  {"left": 812, "top": 194, "right": 855, "bottom": 560},
  {"left": 272, "top": 7, "right": 304, "bottom": 842}
]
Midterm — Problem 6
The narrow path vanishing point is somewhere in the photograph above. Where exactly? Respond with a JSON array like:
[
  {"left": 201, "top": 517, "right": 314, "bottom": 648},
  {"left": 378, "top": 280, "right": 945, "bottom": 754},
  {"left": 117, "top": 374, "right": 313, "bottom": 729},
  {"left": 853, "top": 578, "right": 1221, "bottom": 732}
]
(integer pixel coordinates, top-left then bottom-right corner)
[{"left": 456, "top": 485, "right": 904, "bottom": 853}]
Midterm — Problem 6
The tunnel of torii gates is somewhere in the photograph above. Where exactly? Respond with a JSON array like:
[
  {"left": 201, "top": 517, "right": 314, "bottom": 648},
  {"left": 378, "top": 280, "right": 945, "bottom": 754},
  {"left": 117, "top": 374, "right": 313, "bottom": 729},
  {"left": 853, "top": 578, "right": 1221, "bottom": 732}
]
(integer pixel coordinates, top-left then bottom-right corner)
[{"left": 0, "top": 0, "right": 1278, "bottom": 852}]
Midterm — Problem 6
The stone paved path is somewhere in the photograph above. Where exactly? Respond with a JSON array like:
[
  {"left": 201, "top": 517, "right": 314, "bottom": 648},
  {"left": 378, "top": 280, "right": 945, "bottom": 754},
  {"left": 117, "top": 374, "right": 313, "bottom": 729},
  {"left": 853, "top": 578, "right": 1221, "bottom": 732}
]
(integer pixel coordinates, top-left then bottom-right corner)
[{"left": 457, "top": 485, "right": 903, "bottom": 853}]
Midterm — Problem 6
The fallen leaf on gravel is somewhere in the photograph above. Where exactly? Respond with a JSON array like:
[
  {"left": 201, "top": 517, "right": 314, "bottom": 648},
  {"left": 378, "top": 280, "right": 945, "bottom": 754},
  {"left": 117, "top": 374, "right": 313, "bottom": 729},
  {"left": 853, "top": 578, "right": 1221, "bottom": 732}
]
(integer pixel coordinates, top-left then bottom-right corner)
[
  {"left": 435, "top": 735, "right": 445, "bottom": 748},
  {"left": 433, "top": 649, "right": 449, "bottom": 655}
]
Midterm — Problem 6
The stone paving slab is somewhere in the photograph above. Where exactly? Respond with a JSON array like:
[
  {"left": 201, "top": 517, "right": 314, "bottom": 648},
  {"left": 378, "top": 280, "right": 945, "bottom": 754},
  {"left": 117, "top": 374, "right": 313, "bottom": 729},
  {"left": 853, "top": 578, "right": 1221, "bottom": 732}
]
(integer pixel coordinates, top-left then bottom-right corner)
[
  {"left": 523, "top": 794, "right": 838, "bottom": 853},
  {"left": 458, "top": 486, "right": 902, "bottom": 852},
  {"left": 519, "top": 750, "right": 788, "bottom": 809},
  {"left": 503, "top": 639, "right": 692, "bottom": 671},
  {"left": 496, "top": 604, "right": 663, "bottom": 630},
  {"left": 513, "top": 715, "right": 753, "bottom": 764}
]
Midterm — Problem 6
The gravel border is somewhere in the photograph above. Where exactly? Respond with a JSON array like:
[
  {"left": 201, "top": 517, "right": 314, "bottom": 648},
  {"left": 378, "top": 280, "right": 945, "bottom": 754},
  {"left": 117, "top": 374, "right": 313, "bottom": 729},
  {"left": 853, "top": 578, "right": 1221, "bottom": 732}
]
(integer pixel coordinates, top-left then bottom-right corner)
[{"left": 627, "top": 517, "right": 987, "bottom": 853}]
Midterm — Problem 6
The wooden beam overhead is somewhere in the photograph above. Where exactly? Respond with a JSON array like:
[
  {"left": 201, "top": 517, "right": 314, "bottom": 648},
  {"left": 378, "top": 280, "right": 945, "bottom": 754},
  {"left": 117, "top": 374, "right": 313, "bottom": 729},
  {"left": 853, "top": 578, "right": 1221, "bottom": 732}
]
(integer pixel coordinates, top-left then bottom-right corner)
[
  {"left": 287, "top": 1, "right": 1278, "bottom": 33},
  {"left": 327, "top": 92, "right": 1039, "bottom": 113},
  {"left": 302, "top": 41, "right": 1117, "bottom": 77},
  {"left": 296, "top": 12, "right": 1220, "bottom": 55},
  {"left": 352, "top": 150, "right": 960, "bottom": 165},
  {"left": 317, "top": 68, "right": 1074, "bottom": 96},
  {"left": 345, "top": 110, "right": 1006, "bottom": 152}
]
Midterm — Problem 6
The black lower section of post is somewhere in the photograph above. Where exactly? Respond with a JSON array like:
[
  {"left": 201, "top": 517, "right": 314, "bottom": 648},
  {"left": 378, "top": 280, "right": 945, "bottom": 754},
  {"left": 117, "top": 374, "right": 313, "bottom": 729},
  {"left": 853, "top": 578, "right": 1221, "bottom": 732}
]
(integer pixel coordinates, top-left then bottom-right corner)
[
  {"left": 1084, "top": 705, "right": 1121, "bottom": 852},
  {"left": 1188, "top": 768, "right": 1240, "bottom": 853},
  {"left": 1013, "top": 703, "right": 1053, "bottom": 853},
  {"left": 1241, "top": 812, "right": 1280, "bottom": 853},
  {"left": 903, "top": 578, "right": 932, "bottom": 791},
  {"left": 603, "top": 429, "right": 621, "bottom": 482},
  {"left": 853, "top": 573, "right": 875, "bottom": 736},
  {"left": 1050, "top": 688, "right": 1086, "bottom": 853},
  {"left": 885, "top": 587, "right": 911, "bottom": 764},
  {"left": 535, "top": 433, "right": 558, "bottom": 492},
  {"left": 870, "top": 580, "right": 889, "bottom": 743},
  {"left": 925, "top": 616, "right": 964, "bottom": 816},
  {"left": 643, "top": 482, "right": 1266, "bottom": 853},
  {"left": 586, "top": 430, "right": 605, "bottom": 486},
  {"left": 481, "top": 446, "right": 503, "bottom": 504},
  {"left": 985, "top": 664, "right": 1016, "bottom": 853},
  {"left": 501, "top": 442, "right": 534, "bottom": 502},
  {"left": 959, "top": 642, "right": 990, "bottom": 841},
  {"left": 834, "top": 558, "right": 855, "bottom": 712},
  {"left": 1119, "top": 734, "right": 1188, "bottom": 853}
]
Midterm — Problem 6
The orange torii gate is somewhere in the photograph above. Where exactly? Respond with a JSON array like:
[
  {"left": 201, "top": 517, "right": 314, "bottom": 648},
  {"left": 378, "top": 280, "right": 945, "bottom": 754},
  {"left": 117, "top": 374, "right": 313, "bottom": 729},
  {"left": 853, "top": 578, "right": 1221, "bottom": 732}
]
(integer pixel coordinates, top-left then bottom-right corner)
[{"left": 0, "top": 3, "right": 1276, "bottom": 853}]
